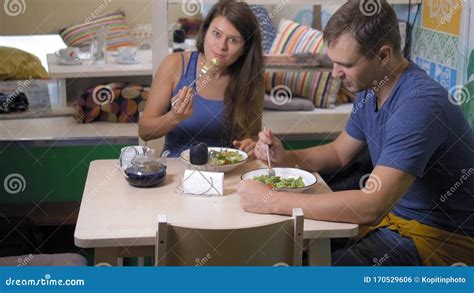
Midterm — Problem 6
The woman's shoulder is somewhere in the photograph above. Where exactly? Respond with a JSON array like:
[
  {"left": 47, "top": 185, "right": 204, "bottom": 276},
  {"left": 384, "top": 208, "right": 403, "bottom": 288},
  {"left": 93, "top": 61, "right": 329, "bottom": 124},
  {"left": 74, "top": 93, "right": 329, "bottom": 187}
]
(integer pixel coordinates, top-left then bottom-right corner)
[
  {"left": 160, "top": 51, "right": 194, "bottom": 74},
  {"left": 163, "top": 51, "right": 194, "bottom": 65}
]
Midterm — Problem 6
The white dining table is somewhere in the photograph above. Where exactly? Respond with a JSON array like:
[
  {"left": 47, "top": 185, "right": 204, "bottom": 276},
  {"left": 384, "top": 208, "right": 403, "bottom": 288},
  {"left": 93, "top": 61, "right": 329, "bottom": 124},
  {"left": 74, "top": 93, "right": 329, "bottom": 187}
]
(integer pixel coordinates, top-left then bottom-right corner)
[{"left": 74, "top": 159, "right": 358, "bottom": 266}]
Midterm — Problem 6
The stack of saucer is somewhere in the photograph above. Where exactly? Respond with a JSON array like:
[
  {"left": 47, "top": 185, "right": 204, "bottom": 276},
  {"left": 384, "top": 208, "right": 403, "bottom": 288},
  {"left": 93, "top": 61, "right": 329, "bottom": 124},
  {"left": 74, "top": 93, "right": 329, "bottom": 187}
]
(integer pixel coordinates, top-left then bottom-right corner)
[{"left": 115, "top": 46, "right": 140, "bottom": 64}]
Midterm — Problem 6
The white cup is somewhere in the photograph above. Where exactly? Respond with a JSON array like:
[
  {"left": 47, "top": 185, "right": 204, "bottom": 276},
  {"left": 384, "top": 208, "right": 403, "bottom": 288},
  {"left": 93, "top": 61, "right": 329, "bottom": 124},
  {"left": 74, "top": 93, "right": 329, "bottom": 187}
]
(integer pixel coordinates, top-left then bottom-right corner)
[
  {"left": 117, "top": 46, "right": 138, "bottom": 61},
  {"left": 56, "top": 47, "right": 79, "bottom": 61}
]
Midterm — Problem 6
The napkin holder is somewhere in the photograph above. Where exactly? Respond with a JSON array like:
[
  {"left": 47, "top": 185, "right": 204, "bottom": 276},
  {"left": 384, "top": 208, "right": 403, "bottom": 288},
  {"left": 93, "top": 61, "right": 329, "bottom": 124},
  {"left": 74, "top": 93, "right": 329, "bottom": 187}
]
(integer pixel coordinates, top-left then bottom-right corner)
[
  {"left": 175, "top": 142, "right": 223, "bottom": 196},
  {"left": 177, "top": 169, "right": 223, "bottom": 196}
]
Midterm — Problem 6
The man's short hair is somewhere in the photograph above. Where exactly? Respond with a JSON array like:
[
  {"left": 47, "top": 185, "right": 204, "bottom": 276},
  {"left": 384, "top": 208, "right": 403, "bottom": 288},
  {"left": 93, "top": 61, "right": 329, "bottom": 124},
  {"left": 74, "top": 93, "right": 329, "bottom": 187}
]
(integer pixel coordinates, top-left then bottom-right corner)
[{"left": 323, "top": 0, "right": 401, "bottom": 59}]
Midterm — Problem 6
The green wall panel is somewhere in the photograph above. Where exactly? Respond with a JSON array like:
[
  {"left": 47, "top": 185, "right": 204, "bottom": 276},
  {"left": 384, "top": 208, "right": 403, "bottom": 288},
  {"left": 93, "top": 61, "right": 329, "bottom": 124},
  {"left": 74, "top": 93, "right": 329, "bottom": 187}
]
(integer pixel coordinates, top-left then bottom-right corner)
[{"left": 0, "top": 144, "right": 127, "bottom": 204}]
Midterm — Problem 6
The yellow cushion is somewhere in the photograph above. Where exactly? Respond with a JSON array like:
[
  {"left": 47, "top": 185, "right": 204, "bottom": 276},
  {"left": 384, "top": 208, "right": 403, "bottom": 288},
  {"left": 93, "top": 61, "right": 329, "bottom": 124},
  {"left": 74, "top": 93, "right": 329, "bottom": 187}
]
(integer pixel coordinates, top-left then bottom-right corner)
[{"left": 0, "top": 46, "right": 48, "bottom": 80}]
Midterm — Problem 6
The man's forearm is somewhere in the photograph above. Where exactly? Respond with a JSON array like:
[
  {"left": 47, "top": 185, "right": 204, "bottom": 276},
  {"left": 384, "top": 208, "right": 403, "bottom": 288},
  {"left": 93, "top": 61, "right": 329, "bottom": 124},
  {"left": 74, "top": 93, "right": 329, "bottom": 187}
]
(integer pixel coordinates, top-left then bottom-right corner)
[
  {"left": 270, "top": 189, "right": 382, "bottom": 225},
  {"left": 282, "top": 143, "right": 345, "bottom": 173}
]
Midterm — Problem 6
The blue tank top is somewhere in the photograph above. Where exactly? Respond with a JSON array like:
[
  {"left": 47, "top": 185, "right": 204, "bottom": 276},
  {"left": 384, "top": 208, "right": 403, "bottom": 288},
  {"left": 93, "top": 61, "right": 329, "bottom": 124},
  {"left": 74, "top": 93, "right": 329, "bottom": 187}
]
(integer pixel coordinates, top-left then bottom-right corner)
[{"left": 164, "top": 51, "right": 227, "bottom": 157}]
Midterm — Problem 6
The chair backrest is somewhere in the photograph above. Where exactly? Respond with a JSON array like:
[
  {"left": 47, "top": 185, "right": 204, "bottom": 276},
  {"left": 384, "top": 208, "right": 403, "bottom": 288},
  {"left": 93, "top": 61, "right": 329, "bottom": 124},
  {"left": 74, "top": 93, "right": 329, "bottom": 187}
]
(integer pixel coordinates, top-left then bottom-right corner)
[{"left": 155, "top": 208, "right": 304, "bottom": 266}]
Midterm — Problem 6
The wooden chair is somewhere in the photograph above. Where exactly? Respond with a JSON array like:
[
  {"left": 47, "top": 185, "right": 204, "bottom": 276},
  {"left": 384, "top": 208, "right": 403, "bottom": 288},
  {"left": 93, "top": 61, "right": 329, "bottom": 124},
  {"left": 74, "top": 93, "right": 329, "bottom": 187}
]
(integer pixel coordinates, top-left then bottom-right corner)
[{"left": 155, "top": 208, "right": 304, "bottom": 266}]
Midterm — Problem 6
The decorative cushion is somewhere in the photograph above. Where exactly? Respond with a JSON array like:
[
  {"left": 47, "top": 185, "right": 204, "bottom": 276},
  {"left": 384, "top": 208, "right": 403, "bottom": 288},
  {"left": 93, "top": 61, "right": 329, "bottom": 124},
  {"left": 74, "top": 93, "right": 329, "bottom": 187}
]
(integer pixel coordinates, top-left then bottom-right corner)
[
  {"left": 250, "top": 5, "right": 277, "bottom": 54},
  {"left": 0, "top": 47, "right": 48, "bottom": 80},
  {"left": 263, "top": 94, "right": 315, "bottom": 111},
  {"left": 75, "top": 82, "right": 150, "bottom": 123},
  {"left": 59, "top": 11, "right": 135, "bottom": 51},
  {"left": 265, "top": 19, "right": 341, "bottom": 108}
]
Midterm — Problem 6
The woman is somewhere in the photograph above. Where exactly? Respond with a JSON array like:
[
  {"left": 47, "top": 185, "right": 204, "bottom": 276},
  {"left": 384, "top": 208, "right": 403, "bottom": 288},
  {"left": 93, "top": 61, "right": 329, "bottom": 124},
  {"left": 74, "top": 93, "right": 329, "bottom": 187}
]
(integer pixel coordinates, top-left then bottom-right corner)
[{"left": 139, "top": 0, "right": 264, "bottom": 158}]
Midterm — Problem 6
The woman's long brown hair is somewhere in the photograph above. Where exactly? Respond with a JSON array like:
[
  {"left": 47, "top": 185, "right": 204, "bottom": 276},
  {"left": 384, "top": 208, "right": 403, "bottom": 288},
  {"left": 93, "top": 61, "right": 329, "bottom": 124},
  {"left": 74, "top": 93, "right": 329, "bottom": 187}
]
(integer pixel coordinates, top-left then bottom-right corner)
[{"left": 196, "top": 0, "right": 264, "bottom": 144}]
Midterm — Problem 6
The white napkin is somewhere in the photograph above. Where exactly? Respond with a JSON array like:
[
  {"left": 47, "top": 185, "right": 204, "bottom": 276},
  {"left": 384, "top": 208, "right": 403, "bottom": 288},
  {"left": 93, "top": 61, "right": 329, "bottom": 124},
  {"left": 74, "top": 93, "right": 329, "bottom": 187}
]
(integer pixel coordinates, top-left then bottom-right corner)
[{"left": 182, "top": 169, "right": 224, "bottom": 196}]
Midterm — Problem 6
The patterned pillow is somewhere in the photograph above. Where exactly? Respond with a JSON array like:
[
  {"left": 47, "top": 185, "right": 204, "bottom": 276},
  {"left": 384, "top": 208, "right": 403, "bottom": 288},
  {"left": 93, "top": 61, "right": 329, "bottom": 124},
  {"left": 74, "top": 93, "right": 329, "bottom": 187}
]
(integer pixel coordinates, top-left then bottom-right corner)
[
  {"left": 265, "top": 19, "right": 341, "bottom": 108},
  {"left": 59, "top": 12, "right": 135, "bottom": 51},
  {"left": 250, "top": 5, "right": 276, "bottom": 54},
  {"left": 0, "top": 47, "right": 48, "bottom": 80},
  {"left": 75, "top": 82, "right": 149, "bottom": 123}
]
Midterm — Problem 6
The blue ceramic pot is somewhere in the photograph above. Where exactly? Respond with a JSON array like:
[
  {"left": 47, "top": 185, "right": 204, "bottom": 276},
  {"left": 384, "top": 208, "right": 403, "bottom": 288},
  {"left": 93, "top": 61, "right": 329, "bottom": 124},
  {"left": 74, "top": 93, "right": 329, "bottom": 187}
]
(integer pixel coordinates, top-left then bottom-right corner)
[{"left": 190, "top": 142, "right": 208, "bottom": 165}]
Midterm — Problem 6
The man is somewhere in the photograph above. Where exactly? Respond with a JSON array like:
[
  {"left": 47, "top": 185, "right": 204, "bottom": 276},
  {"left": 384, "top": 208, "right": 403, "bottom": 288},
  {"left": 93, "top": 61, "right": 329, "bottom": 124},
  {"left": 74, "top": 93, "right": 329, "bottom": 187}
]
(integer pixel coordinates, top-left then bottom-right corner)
[{"left": 238, "top": 0, "right": 474, "bottom": 266}]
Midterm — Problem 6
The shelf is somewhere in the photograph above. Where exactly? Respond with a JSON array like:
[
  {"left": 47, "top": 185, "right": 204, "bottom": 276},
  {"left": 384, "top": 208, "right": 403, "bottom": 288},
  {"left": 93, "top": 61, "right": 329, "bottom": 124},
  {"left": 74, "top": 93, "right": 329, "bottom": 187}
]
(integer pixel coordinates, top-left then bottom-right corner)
[
  {"left": 168, "top": 0, "right": 421, "bottom": 4},
  {"left": 265, "top": 65, "right": 332, "bottom": 73}
]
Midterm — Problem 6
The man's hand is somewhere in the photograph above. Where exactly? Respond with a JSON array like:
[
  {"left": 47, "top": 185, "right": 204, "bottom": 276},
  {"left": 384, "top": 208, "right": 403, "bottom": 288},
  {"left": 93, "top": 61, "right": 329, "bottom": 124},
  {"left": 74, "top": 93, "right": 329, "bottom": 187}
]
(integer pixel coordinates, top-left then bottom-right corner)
[
  {"left": 233, "top": 138, "right": 256, "bottom": 158},
  {"left": 254, "top": 128, "right": 286, "bottom": 166},
  {"left": 238, "top": 179, "right": 278, "bottom": 214}
]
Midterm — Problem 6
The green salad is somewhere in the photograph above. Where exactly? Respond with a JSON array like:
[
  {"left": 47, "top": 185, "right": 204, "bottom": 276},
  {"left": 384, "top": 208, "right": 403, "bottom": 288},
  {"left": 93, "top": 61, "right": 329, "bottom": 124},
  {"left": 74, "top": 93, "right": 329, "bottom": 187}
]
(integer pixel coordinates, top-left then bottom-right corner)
[
  {"left": 209, "top": 150, "right": 244, "bottom": 166},
  {"left": 253, "top": 175, "right": 305, "bottom": 189}
]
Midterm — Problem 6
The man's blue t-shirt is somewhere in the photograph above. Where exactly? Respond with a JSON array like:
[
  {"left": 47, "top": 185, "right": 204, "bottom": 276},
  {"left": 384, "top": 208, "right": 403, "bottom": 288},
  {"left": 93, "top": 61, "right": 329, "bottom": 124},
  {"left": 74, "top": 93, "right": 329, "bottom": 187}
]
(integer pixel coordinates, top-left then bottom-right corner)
[{"left": 346, "top": 62, "right": 474, "bottom": 236}]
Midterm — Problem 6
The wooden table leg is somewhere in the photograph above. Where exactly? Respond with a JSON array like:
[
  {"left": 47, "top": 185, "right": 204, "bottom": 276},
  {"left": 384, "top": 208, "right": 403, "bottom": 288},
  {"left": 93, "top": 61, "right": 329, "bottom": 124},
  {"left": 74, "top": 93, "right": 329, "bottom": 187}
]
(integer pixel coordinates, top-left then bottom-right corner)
[
  {"left": 94, "top": 247, "right": 120, "bottom": 266},
  {"left": 306, "top": 238, "right": 331, "bottom": 266}
]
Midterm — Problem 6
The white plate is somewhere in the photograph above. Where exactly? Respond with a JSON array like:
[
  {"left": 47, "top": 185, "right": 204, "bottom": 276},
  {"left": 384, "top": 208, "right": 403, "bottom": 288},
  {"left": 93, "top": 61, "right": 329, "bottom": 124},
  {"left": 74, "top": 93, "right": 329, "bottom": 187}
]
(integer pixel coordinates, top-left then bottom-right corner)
[
  {"left": 180, "top": 147, "right": 248, "bottom": 173},
  {"left": 241, "top": 167, "right": 317, "bottom": 193},
  {"left": 57, "top": 58, "right": 82, "bottom": 65},
  {"left": 115, "top": 57, "right": 140, "bottom": 64}
]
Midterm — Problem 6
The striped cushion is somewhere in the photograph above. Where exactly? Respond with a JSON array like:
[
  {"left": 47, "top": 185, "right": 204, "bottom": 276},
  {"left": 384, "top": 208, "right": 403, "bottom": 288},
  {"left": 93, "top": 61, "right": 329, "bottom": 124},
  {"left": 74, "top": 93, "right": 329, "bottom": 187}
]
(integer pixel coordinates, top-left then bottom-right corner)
[
  {"left": 265, "top": 19, "right": 340, "bottom": 108},
  {"left": 59, "top": 12, "right": 135, "bottom": 51}
]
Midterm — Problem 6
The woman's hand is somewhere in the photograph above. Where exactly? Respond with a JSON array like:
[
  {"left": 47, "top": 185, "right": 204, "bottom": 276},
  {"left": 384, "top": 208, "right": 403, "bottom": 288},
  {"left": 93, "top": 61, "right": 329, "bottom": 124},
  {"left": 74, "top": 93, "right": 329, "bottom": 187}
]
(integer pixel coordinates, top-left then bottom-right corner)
[
  {"left": 233, "top": 138, "right": 256, "bottom": 158},
  {"left": 171, "top": 86, "right": 194, "bottom": 122},
  {"left": 254, "top": 129, "right": 286, "bottom": 166}
]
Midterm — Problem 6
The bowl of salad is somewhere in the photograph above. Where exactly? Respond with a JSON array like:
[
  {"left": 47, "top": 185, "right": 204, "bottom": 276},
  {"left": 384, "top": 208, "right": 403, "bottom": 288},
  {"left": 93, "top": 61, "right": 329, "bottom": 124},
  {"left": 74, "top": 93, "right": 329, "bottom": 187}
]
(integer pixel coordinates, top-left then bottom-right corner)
[
  {"left": 180, "top": 147, "right": 248, "bottom": 172},
  {"left": 241, "top": 167, "right": 317, "bottom": 193}
]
